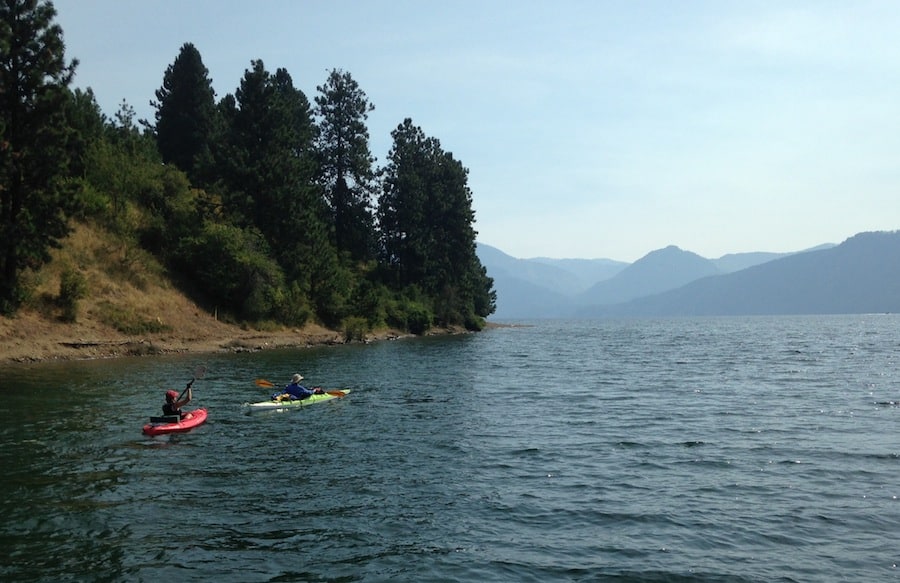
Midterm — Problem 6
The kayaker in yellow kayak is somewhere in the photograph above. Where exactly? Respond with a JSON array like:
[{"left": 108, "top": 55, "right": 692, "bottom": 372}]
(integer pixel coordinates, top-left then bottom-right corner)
[{"left": 272, "top": 373, "right": 325, "bottom": 402}]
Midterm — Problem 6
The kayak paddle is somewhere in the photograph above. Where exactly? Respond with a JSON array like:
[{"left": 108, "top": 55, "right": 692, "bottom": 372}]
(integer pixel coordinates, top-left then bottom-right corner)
[
  {"left": 254, "top": 378, "right": 345, "bottom": 397},
  {"left": 180, "top": 365, "right": 207, "bottom": 399}
]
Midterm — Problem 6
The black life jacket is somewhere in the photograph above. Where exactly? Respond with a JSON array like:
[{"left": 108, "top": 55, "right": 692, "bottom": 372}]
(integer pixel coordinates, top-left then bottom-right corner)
[{"left": 162, "top": 402, "right": 182, "bottom": 417}]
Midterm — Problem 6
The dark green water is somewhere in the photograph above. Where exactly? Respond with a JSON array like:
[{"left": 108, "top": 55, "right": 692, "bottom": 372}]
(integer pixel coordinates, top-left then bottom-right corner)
[{"left": 2, "top": 315, "right": 900, "bottom": 581}]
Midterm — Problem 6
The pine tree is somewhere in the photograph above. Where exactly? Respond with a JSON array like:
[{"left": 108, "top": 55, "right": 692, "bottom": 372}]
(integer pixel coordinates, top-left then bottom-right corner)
[
  {"left": 314, "top": 69, "right": 377, "bottom": 262},
  {"left": 425, "top": 148, "right": 496, "bottom": 325},
  {"left": 0, "top": 0, "right": 78, "bottom": 313},
  {"left": 218, "top": 61, "right": 321, "bottom": 250},
  {"left": 378, "top": 118, "right": 495, "bottom": 326},
  {"left": 152, "top": 42, "right": 217, "bottom": 187},
  {"left": 216, "top": 60, "right": 347, "bottom": 323},
  {"left": 378, "top": 119, "right": 431, "bottom": 287}
]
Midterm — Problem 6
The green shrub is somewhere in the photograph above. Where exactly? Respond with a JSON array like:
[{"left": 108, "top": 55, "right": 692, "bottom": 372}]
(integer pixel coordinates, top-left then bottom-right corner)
[
  {"left": 350, "top": 278, "right": 388, "bottom": 328},
  {"left": 406, "top": 304, "right": 432, "bottom": 335},
  {"left": 173, "top": 222, "right": 286, "bottom": 320},
  {"left": 276, "top": 282, "right": 313, "bottom": 327},
  {"left": 58, "top": 267, "right": 88, "bottom": 322},
  {"left": 74, "top": 180, "right": 111, "bottom": 219},
  {"left": 463, "top": 312, "right": 485, "bottom": 331},
  {"left": 341, "top": 316, "right": 370, "bottom": 343},
  {"left": 385, "top": 297, "right": 432, "bottom": 335}
]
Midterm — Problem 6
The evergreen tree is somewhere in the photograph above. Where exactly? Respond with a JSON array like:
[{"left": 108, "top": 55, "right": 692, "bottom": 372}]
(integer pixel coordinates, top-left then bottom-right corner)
[
  {"left": 152, "top": 42, "right": 217, "bottom": 187},
  {"left": 424, "top": 148, "right": 496, "bottom": 325},
  {"left": 314, "top": 69, "right": 377, "bottom": 262},
  {"left": 217, "top": 60, "right": 347, "bottom": 323},
  {"left": 0, "top": 0, "right": 78, "bottom": 313},
  {"left": 64, "top": 88, "right": 106, "bottom": 180},
  {"left": 378, "top": 119, "right": 432, "bottom": 287},
  {"left": 378, "top": 118, "right": 495, "bottom": 327},
  {"left": 218, "top": 61, "right": 321, "bottom": 251}
]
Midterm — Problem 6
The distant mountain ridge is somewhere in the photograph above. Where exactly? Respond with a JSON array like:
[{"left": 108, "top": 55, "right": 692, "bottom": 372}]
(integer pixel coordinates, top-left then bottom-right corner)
[
  {"left": 474, "top": 244, "right": 592, "bottom": 318},
  {"left": 584, "top": 231, "right": 900, "bottom": 317},
  {"left": 474, "top": 233, "right": 899, "bottom": 319},
  {"left": 576, "top": 245, "right": 719, "bottom": 307}
]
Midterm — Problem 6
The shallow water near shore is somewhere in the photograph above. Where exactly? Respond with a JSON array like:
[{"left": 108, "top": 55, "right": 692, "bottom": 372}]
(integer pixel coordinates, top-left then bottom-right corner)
[{"left": 2, "top": 314, "right": 900, "bottom": 581}]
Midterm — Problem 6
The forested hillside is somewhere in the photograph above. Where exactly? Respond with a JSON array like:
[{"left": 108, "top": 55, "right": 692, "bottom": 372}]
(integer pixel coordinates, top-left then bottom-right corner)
[{"left": 0, "top": 1, "right": 495, "bottom": 341}]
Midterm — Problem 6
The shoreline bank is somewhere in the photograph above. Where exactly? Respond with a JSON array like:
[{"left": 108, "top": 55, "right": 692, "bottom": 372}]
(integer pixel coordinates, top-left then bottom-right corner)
[
  {"left": 0, "top": 311, "right": 419, "bottom": 366},
  {"left": 0, "top": 309, "right": 497, "bottom": 366}
]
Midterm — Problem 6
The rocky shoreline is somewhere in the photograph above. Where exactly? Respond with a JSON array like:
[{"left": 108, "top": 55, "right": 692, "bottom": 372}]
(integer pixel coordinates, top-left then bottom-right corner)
[{"left": 0, "top": 311, "right": 418, "bottom": 365}]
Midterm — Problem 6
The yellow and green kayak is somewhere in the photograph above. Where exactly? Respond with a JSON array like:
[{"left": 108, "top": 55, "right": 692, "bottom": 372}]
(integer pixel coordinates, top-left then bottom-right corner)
[{"left": 244, "top": 389, "right": 350, "bottom": 412}]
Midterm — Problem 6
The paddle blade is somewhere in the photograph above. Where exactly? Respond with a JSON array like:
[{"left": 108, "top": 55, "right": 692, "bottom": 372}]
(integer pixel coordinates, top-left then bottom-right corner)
[
  {"left": 327, "top": 390, "right": 346, "bottom": 398},
  {"left": 255, "top": 379, "right": 275, "bottom": 388}
]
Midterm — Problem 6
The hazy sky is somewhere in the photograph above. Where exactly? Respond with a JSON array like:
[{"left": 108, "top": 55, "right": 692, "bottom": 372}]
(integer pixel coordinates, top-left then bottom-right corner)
[{"left": 52, "top": 0, "right": 900, "bottom": 262}]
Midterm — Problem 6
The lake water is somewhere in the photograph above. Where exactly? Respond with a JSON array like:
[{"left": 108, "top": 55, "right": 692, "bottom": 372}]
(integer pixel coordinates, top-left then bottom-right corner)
[{"left": 2, "top": 315, "right": 900, "bottom": 582}]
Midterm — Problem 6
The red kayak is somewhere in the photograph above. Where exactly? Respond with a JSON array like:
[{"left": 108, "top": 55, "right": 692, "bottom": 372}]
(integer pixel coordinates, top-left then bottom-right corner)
[{"left": 142, "top": 408, "right": 208, "bottom": 436}]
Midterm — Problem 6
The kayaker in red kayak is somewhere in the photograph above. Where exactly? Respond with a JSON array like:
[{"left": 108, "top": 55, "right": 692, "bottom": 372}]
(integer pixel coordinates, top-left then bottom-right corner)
[
  {"left": 272, "top": 373, "right": 325, "bottom": 402},
  {"left": 163, "top": 386, "right": 192, "bottom": 418}
]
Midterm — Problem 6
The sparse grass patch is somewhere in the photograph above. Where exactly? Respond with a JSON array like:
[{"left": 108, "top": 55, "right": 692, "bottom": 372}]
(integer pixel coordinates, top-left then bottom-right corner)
[
  {"left": 29, "top": 291, "right": 59, "bottom": 320},
  {"left": 121, "top": 342, "right": 165, "bottom": 356},
  {"left": 98, "top": 241, "right": 166, "bottom": 291},
  {"left": 95, "top": 301, "right": 173, "bottom": 335},
  {"left": 250, "top": 320, "right": 283, "bottom": 333}
]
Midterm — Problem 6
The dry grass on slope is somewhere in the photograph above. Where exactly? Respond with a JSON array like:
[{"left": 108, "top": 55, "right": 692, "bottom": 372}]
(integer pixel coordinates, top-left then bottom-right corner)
[{"left": 0, "top": 222, "right": 345, "bottom": 364}]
